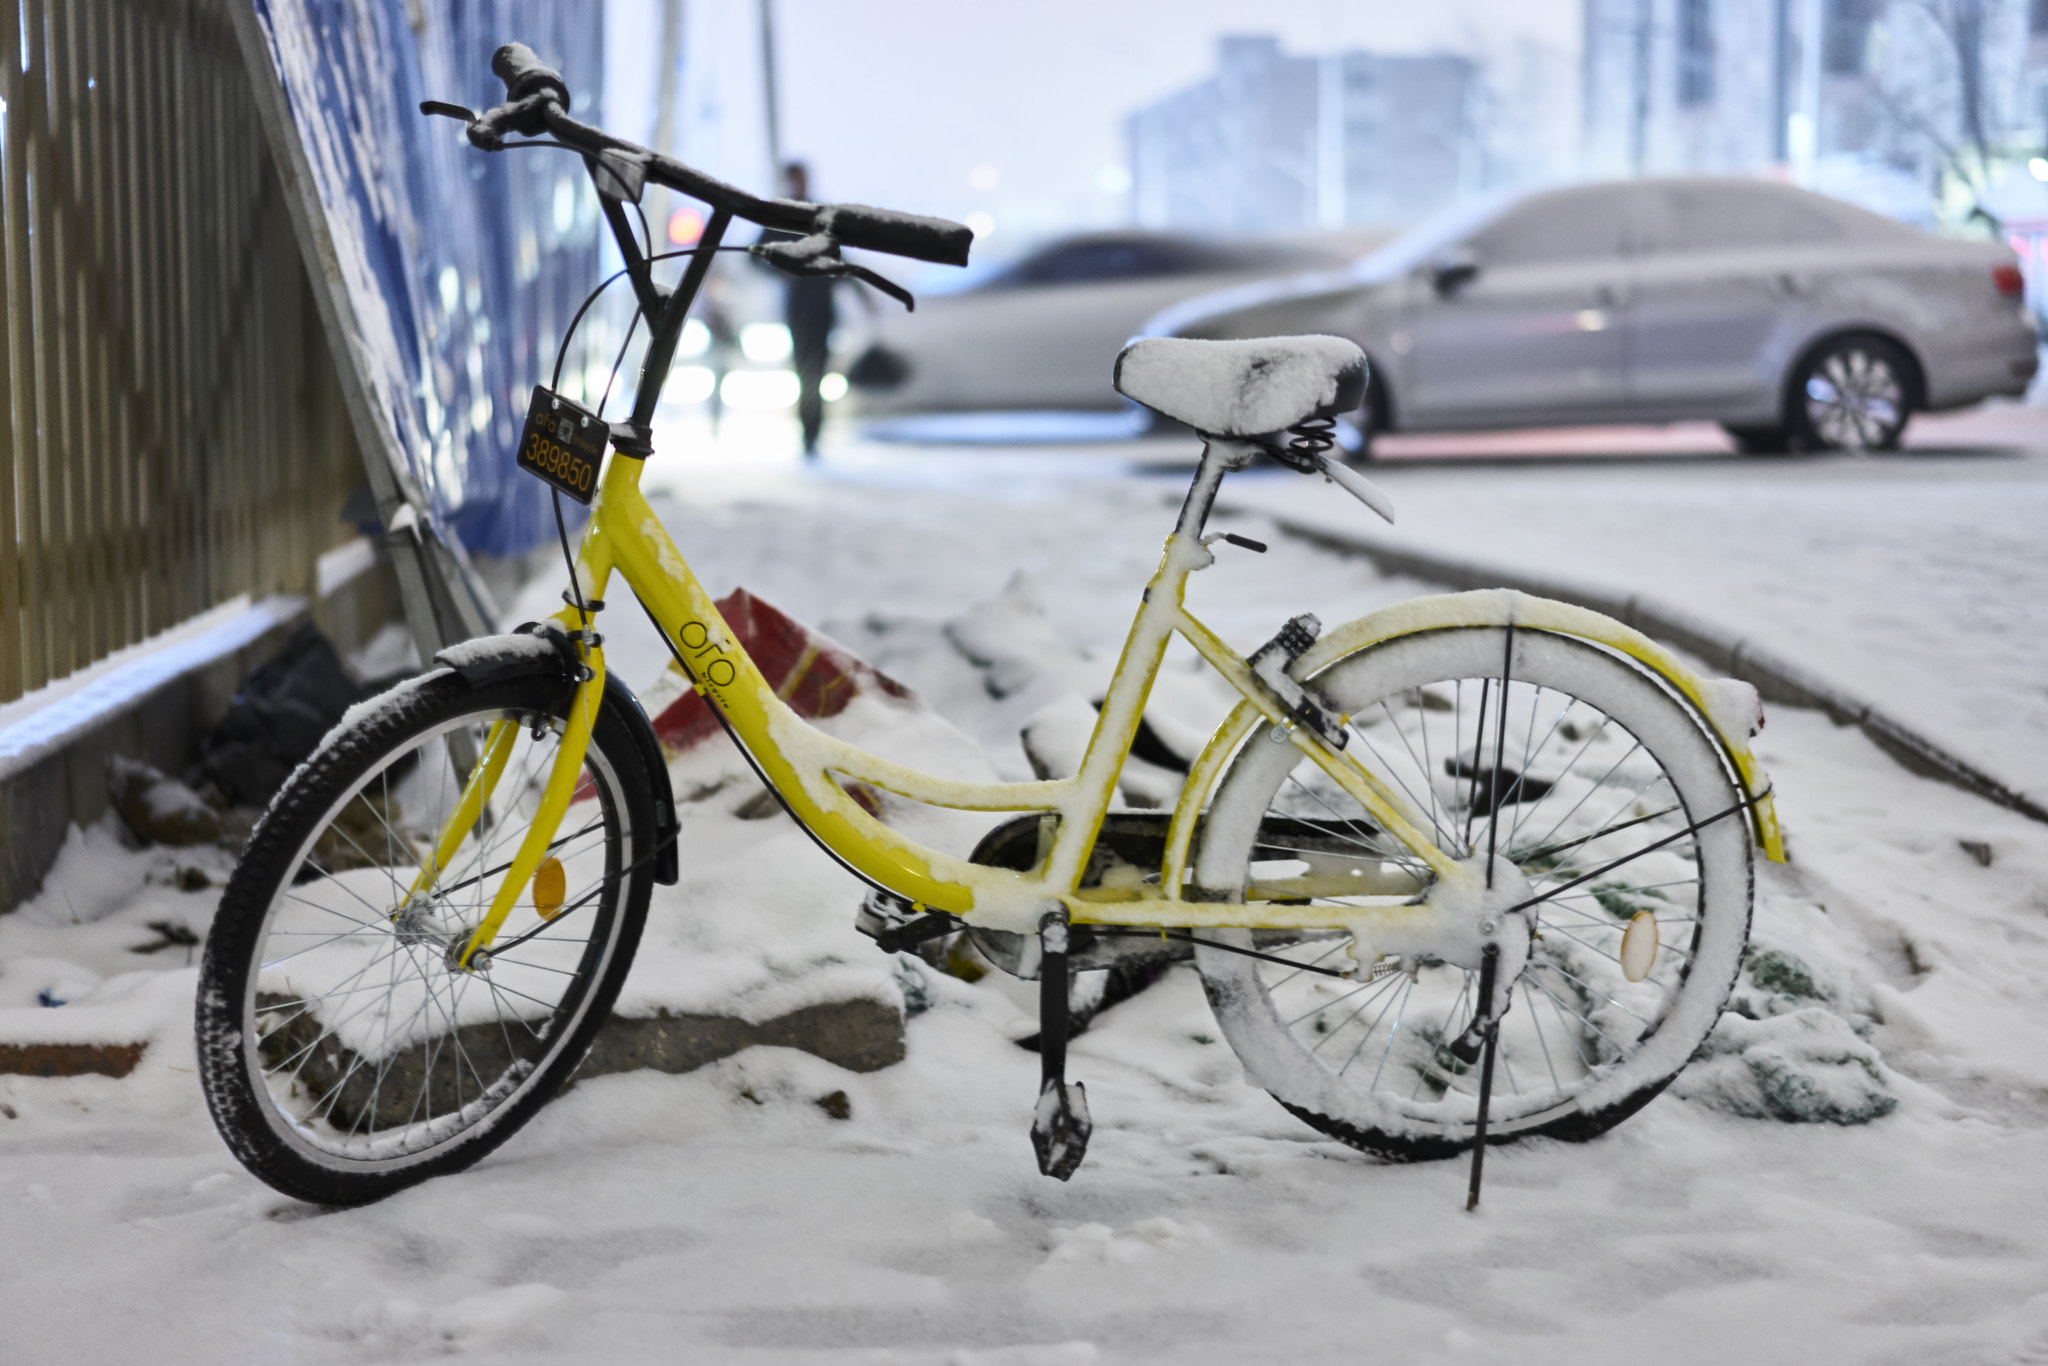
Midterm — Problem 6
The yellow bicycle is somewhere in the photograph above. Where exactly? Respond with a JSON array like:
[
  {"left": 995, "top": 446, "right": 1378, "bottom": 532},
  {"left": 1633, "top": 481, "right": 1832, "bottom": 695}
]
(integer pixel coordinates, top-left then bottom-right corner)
[{"left": 196, "top": 46, "right": 1783, "bottom": 1206}]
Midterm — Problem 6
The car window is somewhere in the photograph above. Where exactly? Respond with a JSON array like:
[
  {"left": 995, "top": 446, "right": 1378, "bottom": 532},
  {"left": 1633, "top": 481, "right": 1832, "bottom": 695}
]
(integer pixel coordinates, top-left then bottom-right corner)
[
  {"left": 1650, "top": 184, "right": 1845, "bottom": 252},
  {"left": 1467, "top": 188, "right": 1637, "bottom": 266},
  {"left": 988, "top": 236, "right": 1328, "bottom": 289},
  {"left": 1005, "top": 240, "right": 1168, "bottom": 285}
]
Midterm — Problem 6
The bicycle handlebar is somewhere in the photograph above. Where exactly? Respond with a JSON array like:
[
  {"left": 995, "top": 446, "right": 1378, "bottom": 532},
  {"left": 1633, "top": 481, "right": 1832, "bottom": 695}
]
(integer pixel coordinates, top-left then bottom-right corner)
[{"left": 455, "top": 43, "right": 973, "bottom": 269}]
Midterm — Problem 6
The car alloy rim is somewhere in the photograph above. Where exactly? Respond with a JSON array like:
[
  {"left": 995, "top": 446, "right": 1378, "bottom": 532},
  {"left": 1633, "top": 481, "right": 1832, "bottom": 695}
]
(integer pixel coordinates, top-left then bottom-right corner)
[{"left": 1804, "top": 348, "right": 1902, "bottom": 450}]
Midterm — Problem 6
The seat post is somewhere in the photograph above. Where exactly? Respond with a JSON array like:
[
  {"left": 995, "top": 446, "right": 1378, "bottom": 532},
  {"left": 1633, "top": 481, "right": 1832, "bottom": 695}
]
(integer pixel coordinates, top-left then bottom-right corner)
[{"left": 1172, "top": 436, "right": 1261, "bottom": 542}]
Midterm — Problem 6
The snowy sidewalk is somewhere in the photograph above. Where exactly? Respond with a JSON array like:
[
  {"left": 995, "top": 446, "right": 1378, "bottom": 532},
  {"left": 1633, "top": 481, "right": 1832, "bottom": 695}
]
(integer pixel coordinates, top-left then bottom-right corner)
[{"left": 5, "top": 437, "right": 2048, "bottom": 1363}]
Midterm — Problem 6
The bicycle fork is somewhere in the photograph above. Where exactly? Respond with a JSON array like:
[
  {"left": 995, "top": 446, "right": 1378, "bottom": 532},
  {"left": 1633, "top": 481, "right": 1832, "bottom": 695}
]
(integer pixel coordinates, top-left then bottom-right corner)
[{"left": 398, "top": 629, "right": 608, "bottom": 972}]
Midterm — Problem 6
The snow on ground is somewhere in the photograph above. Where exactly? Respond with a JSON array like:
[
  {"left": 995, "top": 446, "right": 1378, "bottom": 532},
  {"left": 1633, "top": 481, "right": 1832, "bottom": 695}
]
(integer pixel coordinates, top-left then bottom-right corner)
[{"left": 5, "top": 427, "right": 2048, "bottom": 1363}]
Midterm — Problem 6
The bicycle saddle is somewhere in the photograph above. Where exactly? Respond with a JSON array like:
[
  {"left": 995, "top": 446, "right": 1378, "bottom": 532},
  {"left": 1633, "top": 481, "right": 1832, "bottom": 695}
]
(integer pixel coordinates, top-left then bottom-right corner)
[{"left": 1113, "top": 335, "right": 1366, "bottom": 438}]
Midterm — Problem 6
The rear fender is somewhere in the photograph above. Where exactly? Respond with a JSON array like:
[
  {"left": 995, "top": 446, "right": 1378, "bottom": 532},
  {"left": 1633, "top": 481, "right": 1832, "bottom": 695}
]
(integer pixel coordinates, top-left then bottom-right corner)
[{"left": 1163, "top": 590, "right": 1783, "bottom": 894}]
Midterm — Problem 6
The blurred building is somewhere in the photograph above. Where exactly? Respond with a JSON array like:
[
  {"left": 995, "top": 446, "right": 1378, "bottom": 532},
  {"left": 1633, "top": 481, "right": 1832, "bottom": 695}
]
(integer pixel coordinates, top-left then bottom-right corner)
[
  {"left": 1127, "top": 36, "right": 1477, "bottom": 234},
  {"left": 1582, "top": 0, "right": 2048, "bottom": 213}
]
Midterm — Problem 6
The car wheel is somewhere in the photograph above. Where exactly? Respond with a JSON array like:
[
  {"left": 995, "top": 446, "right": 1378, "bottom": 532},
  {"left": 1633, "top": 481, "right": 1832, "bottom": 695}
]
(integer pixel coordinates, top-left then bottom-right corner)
[
  {"left": 1787, "top": 335, "right": 1914, "bottom": 452},
  {"left": 1339, "top": 364, "right": 1386, "bottom": 465},
  {"left": 1335, "top": 414, "right": 1376, "bottom": 463}
]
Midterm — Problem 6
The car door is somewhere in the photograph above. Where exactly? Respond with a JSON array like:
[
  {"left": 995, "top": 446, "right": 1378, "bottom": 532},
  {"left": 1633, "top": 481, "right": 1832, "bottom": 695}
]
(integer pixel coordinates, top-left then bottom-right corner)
[
  {"left": 1399, "top": 184, "right": 1643, "bottom": 429},
  {"left": 1628, "top": 181, "right": 1844, "bottom": 417},
  {"left": 948, "top": 239, "right": 1163, "bottom": 409},
  {"left": 876, "top": 238, "right": 1268, "bottom": 412}
]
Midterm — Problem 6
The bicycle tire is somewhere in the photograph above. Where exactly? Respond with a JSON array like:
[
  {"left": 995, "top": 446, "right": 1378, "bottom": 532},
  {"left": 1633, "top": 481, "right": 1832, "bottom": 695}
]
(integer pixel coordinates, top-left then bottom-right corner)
[
  {"left": 1191, "top": 627, "right": 1753, "bottom": 1159},
  {"left": 196, "top": 669, "right": 657, "bottom": 1205}
]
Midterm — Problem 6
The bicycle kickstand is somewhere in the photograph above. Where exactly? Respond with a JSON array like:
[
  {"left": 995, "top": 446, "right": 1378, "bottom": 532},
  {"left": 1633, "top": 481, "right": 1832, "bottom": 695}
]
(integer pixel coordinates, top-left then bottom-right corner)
[
  {"left": 1031, "top": 905, "right": 1092, "bottom": 1181},
  {"left": 1461, "top": 942, "right": 1502, "bottom": 1211}
]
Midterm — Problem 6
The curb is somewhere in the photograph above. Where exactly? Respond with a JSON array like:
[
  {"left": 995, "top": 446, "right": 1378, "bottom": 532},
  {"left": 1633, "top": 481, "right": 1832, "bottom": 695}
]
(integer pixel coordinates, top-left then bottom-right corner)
[{"left": 1257, "top": 511, "right": 2048, "bottom": 828}]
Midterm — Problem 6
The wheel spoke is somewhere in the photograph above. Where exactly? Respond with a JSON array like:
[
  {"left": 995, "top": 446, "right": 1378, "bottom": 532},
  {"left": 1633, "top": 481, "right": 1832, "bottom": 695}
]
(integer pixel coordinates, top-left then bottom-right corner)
[
  {"left": 1513, "top": 802, "right": 1680, "bottom": 866},
  {"left": 1499, "top": 708, "right": 1608, "bottom": 849},
  {"left": 1335, "top": 970, "right": 1416, "bottom": 1076},
  {"left": 1309, "top": 972, "right": 1408, "bottom": 1055},
  {"left": 1266, "top": 939, "right": 1350, "bottom": 990},
  {"left": 1523, "top": 980, "right": 1563, "bottom": 1091},
  {"left": 1483, "top": 626, "right": 1514, "bottom": 873},
  {"left": 1377, "top": 696, "right": 1452, "bottom": 847},
  {"left": 1463, "top": 678, "right": 1490, "bottom": 853},
  {"left": 1518, "top": 739, "right": 1646, "bottom": 858},
  {"left": 1344, "top": 723, "right": 1453, "bottom": 856}
]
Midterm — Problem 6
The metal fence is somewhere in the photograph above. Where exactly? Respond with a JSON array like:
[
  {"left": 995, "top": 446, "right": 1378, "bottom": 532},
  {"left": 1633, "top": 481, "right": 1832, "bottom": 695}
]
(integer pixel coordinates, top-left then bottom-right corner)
[{"left": 0, "top": 0, "right": 363, "bottom": 706}]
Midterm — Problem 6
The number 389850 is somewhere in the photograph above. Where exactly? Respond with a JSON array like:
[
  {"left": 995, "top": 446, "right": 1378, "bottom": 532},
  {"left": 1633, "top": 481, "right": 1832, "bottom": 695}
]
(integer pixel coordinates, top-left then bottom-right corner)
[{"left": 520, "top": 432, "right": 596, "bottom": 496}]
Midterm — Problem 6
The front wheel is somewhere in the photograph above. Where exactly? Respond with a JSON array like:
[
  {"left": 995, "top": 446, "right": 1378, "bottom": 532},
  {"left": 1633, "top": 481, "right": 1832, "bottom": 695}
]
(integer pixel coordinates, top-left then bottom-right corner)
[
  {"left": 1190, "top": 627, "right": 1753, "bottom": 1160},
  {"left": 195, "top": 670, "right": 658, "bottom": 1205}
]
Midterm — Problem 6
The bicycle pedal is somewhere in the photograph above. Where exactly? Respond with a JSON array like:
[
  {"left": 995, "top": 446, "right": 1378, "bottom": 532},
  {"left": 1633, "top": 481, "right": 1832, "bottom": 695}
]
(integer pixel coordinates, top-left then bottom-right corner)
[
  {"left": 874, "top": 912, "right": 957, "bottom": 954},
  {"left": 855, "top": 889, "right": 957, "bottom": 953},
  {"left": 1031, "top": 1078, "right": 1092, "bottom": 1181}
]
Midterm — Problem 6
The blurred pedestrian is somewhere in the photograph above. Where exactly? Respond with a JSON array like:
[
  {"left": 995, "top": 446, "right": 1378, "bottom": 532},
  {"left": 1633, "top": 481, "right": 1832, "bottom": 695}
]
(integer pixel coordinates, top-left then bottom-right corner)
[
  {"left": 764, "top": 160, "right": 836, "bottom": 457},
  {"left": 697, "top": 271, "right": 739, "bottom": 436}
]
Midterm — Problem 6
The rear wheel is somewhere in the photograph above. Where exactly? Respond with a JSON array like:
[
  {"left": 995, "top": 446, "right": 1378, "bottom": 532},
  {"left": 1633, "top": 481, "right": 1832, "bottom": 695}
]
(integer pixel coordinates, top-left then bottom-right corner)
[
  {"left": 1191, "top": 627, "right": 1753, "bottom": 1159},
  {"left": 196, "top": 671, "right": 656, "bottom": 1205}
]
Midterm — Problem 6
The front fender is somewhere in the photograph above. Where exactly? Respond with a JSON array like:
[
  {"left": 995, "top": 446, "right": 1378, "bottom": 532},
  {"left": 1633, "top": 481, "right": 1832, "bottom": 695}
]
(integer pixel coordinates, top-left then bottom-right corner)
[
  {"left": 1163, "top": 591, "right": 1783, "bottom": 893},
  {"left": 433, "top": 626, "right": 680, "bottom": 885}
]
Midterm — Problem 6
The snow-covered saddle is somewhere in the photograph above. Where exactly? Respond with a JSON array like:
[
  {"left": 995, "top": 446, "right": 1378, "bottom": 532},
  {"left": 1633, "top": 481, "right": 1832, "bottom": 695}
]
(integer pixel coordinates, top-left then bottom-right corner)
[{"left": 1113, "top": 335, "right": 1366, "bottom": 438}]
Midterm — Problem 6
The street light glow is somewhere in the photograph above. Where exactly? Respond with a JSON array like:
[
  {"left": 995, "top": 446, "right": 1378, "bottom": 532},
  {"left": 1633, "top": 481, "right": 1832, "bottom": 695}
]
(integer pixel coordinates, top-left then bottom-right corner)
[
  {"left": 670, "top": 366, "right": 716, "bottom": 404},
  {"left": 740, "top": 323, "right": 793, "bottom": 363},
  {"left": 721, "top": 369, "right": 798, "bottom": 410}
]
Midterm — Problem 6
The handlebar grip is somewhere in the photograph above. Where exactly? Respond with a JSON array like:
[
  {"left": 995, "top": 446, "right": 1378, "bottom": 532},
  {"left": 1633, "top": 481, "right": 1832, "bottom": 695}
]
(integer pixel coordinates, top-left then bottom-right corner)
[
  {"left": 819, "top": 204, "right": 973, "bottom": 267},
  {"left": 491, "top": 43, "right": 570, "bottom": 112}
]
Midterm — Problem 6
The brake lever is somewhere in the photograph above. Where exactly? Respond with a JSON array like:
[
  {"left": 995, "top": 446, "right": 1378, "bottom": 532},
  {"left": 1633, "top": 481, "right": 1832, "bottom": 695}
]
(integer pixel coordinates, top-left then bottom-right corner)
[
  {"left": 750, "top": 235, "right": 917, "bottom": 311},
  {"left": 420, "top": 100, "right": 480, "bottom": 124},
  {"left": 429, "top": 91, "right": 555, "bottom": 149},
  {"left": 837, "top": 263, "right": 915, "bottom": 311}
]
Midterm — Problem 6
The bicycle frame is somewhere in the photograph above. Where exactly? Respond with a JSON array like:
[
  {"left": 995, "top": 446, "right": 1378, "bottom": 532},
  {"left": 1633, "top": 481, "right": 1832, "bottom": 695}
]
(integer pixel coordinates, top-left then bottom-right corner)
[
  {"left": 439, "top": 437, "right": 1477, "bottom": 969},
  {"left": 430, "top": 169, "right": 1783, "bottom": 971}
]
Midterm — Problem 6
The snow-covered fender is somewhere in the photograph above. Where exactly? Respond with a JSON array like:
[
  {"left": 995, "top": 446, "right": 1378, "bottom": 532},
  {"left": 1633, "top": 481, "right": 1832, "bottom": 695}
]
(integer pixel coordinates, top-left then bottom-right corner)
[
  {"left": 433, "top": 624, "right": 680, "bottom": 885},
  {"left": 1171, "top": 589, "right": 1783, "bottom": 875}
]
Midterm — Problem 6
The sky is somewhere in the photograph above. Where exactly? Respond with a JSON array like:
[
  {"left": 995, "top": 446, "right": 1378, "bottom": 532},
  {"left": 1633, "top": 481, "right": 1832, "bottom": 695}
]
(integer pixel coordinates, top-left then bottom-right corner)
[{"left": 605, "top": 0, "right": 1582, "bottom": 245}]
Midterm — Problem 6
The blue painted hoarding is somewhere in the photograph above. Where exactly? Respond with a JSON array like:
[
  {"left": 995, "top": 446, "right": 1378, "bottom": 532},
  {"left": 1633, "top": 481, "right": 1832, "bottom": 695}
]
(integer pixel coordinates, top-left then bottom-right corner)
[{"left": 248, "top": 0, "right": 607, "bottom": 559}]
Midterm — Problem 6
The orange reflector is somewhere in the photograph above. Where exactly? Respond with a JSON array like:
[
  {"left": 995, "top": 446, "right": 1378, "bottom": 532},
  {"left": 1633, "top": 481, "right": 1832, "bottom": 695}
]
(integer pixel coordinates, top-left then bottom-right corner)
[
  {"left": 534, "top": 857, "right": 566, "bottom": 920},
  {"left": 1620, "top": 909, "right": 1658, "bottom": 983}
]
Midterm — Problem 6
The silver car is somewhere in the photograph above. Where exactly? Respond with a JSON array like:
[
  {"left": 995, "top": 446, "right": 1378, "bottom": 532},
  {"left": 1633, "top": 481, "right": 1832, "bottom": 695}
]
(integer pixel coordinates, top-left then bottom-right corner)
[
  {"left": 842, "top": 231, "right": 1368, "bottom": 417},
  {"left": 1150, "top": 178, "right": 2037, "bottom": 456}
]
